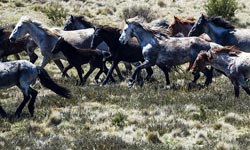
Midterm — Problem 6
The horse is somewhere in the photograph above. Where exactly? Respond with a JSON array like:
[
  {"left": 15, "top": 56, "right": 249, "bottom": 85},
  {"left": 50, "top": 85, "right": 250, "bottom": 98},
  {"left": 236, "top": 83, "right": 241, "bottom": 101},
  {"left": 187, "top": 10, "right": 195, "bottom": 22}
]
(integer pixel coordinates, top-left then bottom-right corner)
[
  {"left": 52, "top": 37, "right": 115, "bottom": 85},
  {"left": 0, "top": 60, "right": 71, "bottom": 118},
  {"left": 119, "top": 18, "right": 223, "bottom": 87},
  {"left": 188, "top": 14, "right": 250, "bottom": 51},
  {"left": 8, "top": 16, "right": 110, "bottom": 77},
  {"left": 191, "top": 46, "right": 250, "bottom": 97},
  {"left": 167, "top": 16, "right": 211, "bottom": 41},
  {"left": 63, "top": 15, "right": 132, "bottom": 78},
  {"left": 90, "top": 25, "right": 153, "bottom": 86},
  {"left": 0, "top": 27, "right": 38, "bottom": 63}
]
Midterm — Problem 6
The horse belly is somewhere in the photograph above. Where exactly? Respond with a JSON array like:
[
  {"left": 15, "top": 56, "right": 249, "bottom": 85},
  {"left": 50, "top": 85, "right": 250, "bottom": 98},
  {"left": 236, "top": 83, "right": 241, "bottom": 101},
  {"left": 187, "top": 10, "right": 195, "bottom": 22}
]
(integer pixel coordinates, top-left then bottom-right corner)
[{"left": 0, "top": 72, "right": 18, "bottom": 89}]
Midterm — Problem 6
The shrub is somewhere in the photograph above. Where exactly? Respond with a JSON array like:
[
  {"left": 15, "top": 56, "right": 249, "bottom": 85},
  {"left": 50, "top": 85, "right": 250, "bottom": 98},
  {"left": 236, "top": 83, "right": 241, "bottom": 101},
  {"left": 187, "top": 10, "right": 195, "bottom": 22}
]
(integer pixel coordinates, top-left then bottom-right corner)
[
  {"left": 42, "top": 2, "right": 68, "bottom": 26},
  {"left": 120, "top": 5, "right": 156, "bottom": 22},
  {"left": 204, "top": 0, "right": 238, "bottom": 19}
]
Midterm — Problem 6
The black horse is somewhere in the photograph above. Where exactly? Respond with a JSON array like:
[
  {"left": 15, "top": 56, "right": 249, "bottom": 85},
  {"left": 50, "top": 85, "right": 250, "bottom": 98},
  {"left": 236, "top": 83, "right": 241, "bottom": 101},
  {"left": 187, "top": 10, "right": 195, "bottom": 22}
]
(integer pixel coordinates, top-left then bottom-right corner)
[
  {"left": 52, "top": 37, "right": 115, "bottom": 85},
  {"left": 91, "top": 25, "right": 154, "bottom": 86}
]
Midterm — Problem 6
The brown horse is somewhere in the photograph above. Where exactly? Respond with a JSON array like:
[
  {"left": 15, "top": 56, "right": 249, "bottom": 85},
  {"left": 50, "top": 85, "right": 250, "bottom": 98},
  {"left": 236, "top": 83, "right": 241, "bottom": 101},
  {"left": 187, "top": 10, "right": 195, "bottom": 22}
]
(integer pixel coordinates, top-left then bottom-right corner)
[
  {"left": 0, "top": 28, "right": 38, "bottom": 63},
  {"left": 167, "top": 16, "right": 211, "bottom": 41}
]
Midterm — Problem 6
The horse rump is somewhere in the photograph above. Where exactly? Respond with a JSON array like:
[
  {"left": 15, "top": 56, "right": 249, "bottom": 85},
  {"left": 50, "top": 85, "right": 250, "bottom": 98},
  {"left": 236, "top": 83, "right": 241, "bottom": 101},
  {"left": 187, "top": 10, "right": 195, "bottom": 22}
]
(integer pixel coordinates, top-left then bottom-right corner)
[{"left": 37, "top": 67, "right": 72, "bottom": 98}]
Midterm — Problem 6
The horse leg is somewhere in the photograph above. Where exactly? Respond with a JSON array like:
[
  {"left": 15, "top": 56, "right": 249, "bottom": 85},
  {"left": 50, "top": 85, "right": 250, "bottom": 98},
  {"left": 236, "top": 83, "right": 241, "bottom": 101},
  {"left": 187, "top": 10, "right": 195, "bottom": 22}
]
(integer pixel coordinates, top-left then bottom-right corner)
[
  {"left": 237, "top": 75, "right": 250, "bottom": 95},
  {"left": 115, "top": 66, "right": 124, "bottom": 81},
  {"left": 27, "top": 87, "right": 38, "bottom": 117},
  {"left": 202, "top": 67, "right": 213, "bottom": 86},
  {"left": 40, "top": 56, "right": 50, "bottom": 68},
  {"left": 14, "top": 54, "right": 21, "bottom": 60},
  {"left": 62, "top": 64, "right": 73, "bottom": 78},
  {"left": 76, "top": 66, "right": 84, "bottom": 86},
  {"left": 123, "top": 61, "right": 132, "bottom": 75},
  {"left": 53, "top": 59, "right": 70, "bottom": 78},
  {"left": 129, "top": 60, "right": 152, "bottom": 87},
  {"left": 0, "top": 106, "right": 7, "bottom": 118},
  {"left": 102, "top": 61, "right": 119, "bottom": 86},
  {"left": 82, "top": 65, "right": 95, "bottom": 84},
  {"left": 29, "top": 53, "right": 38, "bottom": 64},
  {"left": 26, "top": 42, "right": 38, "bottom": 63},
  {"left": 15, "top": 87, "right": 31, "bottom": 118},
  {"left": 157, "top": 65, "right": 170, "bottom": 86},
  {"left": 145, "top": 67, "right": 154, "bottom": 81},
  {"left": 231, "top": 79, "right": 240, "bottom": 97},
  {"left": 103, "top": 63, "right": 116, "bottom": 83}
]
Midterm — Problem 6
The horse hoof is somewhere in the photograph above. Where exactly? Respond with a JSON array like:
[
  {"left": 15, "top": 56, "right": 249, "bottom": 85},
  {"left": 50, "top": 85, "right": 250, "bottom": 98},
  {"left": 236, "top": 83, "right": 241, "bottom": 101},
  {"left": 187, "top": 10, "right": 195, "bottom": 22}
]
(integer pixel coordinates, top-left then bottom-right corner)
[{"left": 128, "top": 79, "right": 135, "bottom": 88}]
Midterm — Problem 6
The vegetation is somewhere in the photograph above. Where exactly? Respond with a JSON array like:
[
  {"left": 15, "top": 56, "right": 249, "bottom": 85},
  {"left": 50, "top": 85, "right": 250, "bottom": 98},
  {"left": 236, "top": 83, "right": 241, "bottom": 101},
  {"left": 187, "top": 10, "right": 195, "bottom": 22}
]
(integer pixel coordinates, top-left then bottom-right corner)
[
  {"left": 204, "top": 0, "right": 238, "bottom": 19},
  {"left": 0, "top": 0, "right": 250, "bottom": 149}
]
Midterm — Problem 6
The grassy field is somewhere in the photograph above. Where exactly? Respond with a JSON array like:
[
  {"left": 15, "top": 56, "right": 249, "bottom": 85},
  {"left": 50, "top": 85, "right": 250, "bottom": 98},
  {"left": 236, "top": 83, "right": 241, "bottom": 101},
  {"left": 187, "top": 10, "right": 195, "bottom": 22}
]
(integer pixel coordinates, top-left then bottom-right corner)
[{"left": 0, "top": 0, "right": 250, "bottom": 149}]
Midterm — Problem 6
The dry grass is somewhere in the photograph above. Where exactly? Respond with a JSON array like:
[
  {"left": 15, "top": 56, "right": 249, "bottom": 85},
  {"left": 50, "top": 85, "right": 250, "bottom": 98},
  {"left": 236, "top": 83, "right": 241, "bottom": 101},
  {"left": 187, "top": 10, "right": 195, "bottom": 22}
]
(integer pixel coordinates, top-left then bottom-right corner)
[{"left": 0, "top": 0, "right": 250, "bottom": 149}]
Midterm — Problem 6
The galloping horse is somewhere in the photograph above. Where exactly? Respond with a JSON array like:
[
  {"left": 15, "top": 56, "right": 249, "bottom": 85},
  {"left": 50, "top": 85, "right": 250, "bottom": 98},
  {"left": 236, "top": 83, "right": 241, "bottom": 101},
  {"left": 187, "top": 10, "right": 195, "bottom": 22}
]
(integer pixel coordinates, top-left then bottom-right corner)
[
  {"left": 192, "top": 46, "right": 250, "bottom": 97},
  {"left": 188, "top": 14, "right": 250, "bottom": 51},
  {"left": 0, "top": 27, "right": 38, "bottom": 62},
  {"left": 91, "top": 25, "right": 153, "bottom": 86},
  {"left": 63, "top": 15, "right": 131, "bottom": 79},
  {"left": 0, "top": 60, "right": 71, "bottom": 118},
  {"left": 119, "top": 18, "right": 222, "bottom": 87},
  {"left": 9, "top": 16, "right": 109, "bottom": 76}
]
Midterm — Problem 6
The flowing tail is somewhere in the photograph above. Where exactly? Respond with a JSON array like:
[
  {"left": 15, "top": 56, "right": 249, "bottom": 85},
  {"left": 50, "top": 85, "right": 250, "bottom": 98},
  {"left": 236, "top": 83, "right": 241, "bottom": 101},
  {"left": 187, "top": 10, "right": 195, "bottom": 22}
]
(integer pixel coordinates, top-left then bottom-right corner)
[{"left": 37, "top": 67, "right": 72, "bottom": 98}]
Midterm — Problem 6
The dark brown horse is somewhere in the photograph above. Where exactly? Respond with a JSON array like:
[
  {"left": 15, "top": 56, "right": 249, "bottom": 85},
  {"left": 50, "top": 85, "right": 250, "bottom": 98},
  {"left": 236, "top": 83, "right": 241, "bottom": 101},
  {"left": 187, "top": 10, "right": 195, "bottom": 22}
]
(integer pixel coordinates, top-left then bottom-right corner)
[
  {"left": 91, "top": 25, "right": 153, "bottom": 86},
  {"left": 52, "top": 37, "right": 115, "bottom": 85},
  {"left": 0, "top": 27, "right": 38, "bottom": 63}
]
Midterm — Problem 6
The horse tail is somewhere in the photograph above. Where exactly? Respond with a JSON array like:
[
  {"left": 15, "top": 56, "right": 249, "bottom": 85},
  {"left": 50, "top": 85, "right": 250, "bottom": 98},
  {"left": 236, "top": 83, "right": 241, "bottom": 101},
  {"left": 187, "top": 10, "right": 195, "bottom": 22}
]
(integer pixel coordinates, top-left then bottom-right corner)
[{"left": 37, "top": 67, "right": 72, "bottom": 99}]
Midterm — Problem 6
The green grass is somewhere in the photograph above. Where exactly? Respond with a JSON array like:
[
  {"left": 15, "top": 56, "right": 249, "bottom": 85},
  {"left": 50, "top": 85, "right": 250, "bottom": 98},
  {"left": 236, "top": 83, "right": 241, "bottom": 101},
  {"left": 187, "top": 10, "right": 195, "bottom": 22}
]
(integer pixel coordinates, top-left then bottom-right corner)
[{"left": 0, "top": 0, "right": 250, "bottom": 149}]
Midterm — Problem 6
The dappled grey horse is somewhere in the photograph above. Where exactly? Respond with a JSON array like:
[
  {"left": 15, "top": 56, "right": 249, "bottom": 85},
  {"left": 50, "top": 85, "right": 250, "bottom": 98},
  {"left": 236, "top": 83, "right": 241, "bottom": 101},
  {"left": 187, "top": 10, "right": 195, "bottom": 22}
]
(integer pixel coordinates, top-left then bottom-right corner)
[
  {"left": 192, "top": 46, "right": 250, "bottom": 97},
  {"left": 8, "top": 16, "right": 109, "bottom": 76},
  {"left": 119, "top": 19, "right": 222, "bottom": 87},
  {"left": 188, "top": 14, "right": 250, "bottom": 51},
  {"left": 0, "top": 60, "right": 71, "bottom": 118}
]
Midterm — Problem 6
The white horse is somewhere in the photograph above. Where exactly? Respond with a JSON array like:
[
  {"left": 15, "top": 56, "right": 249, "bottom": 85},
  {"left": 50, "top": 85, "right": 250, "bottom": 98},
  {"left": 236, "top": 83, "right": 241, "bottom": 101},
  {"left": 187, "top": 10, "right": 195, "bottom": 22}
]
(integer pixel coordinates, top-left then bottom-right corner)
[
  {"left": 119, "top": 18, "right": 222, "bottom": 87},
  {"left": 0, "top": 60, "right": 71, "bottom": 118},
  {"left": 192, "top": 46, "right": 250, "bottom": 97},
  {"left": 9, "top": 16, "right": 108, "bottom": 75}
]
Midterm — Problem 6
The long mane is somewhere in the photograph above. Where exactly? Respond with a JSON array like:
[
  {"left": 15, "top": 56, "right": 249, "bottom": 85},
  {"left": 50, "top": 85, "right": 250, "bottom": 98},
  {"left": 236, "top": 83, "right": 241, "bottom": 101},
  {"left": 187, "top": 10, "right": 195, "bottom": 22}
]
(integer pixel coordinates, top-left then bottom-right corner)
[
  {"left": 212, "top": 46, "right": 241, "bottom": 55},
  {"left": 208, "top": 16, "right": 235, "bottom": 30},
  {"left": 175, "top": 16, "right": 196, "bottom": 24},
  {"left": 76, "top": 16, "right": 94, "bottom": 28},
  {"left": 127, "top": 18, "right": 169, "bottom": 38},
  {"left": 19, "top": 16, "right": 60, "bottom": 36}
]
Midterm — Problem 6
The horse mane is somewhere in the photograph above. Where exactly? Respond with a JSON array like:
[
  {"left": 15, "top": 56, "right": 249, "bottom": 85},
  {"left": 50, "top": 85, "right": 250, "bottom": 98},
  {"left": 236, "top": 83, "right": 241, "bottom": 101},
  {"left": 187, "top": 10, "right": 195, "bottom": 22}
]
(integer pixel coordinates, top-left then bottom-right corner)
[
  {"left": 96, "top": 25, "right": 121, "bottom": 34},
  {"left": 19, "top": 16, "right": 60, "bottom": 37},
  {"left": 208, "top": 16, "right": 235, "bottom": 30},
  {"left": 174, "top": 16, "right": 196, "bottom": 24},
  {"left": 73, "top": 15, "right": 94, "bottom": 28},
  {"left": 212, "top": 46, "right": 241, "bottom": 55},
  {"left": 127, "top": 18, "right": 169, "bottom": 38}
]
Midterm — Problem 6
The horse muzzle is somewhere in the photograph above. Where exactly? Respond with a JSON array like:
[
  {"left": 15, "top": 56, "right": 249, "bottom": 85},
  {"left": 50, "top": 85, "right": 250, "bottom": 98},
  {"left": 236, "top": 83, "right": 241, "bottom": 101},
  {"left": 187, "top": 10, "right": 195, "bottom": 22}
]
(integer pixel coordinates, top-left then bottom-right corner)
[{"left": 9, "top": 37, "right": 16, "bottom": 43}]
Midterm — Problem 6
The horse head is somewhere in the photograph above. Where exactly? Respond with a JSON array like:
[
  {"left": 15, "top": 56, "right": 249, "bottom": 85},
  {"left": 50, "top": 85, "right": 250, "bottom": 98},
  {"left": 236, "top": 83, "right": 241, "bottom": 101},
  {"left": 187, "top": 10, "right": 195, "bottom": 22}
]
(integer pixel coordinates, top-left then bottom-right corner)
[
  {"left": 191, "top": 50, "right": 210, "bottom": 73},
  {"left": 91, "top": 26, "right": 104, "bottom": 49},
  {"left": 188, "top": 14, "right": 207, "bottom": 37},
  {"left": 64, "top": 15, "right": 93, "bottom": 31},
  {"left": 119, "top": 20, "right": 134, "bottom": 45},
  {"left": 9, "top": 18, "right": 29, "bottom": 42}
]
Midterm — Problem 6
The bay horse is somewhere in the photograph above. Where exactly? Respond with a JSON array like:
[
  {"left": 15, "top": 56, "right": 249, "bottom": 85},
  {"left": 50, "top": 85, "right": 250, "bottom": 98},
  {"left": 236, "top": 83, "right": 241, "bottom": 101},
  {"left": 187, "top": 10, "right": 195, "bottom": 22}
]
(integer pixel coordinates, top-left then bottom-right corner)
[
  {"left": 167, "top": 16, "right": 211, "bottom": 41},
  {"left": 188, "top": 14, "right": 250, "bottom": 51},
  {"left": 8, "top": 16, "right": 110, "bottom": 77},
  {"left": 52, "top": 37, "right": 115, "bottom": 85},
  {"left": 192, "top": 46, "right": 250, "bottom": 97},
  {"left": 0, "top": 27, "right": 38, "bottom": 63},
  {"left": 90, "top": 25, "right": 153, "bottom": 86},
  {"left": 63, "top": 15, "right": 132, "bottom": 79},
  {"left": 119, "top": 18, "right": 222, "bottom": 87},
  {"left": 0, "top": 60, "right": 71, "bottom": 118}
]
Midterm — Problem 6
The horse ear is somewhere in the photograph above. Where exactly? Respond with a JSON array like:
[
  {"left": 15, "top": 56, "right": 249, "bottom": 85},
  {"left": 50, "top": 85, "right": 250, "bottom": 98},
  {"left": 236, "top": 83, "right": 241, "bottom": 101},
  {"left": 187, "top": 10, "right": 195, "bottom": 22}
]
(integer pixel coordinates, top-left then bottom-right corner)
[
  {"left": 174, "top": 16, "right": 179, "bottom": 21},
  {"left": 125, "top": 19, "right": 128, "bottom": 24},
  {"left": 70, "top": 15, "right": 73, "bottom": 20}
]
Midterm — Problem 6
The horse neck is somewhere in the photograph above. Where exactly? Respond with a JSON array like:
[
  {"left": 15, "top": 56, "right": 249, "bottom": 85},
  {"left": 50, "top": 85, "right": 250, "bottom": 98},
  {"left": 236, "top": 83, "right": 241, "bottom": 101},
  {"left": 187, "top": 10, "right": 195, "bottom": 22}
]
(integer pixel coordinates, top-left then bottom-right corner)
[
  {"left": 133, "top": 27, "right": 157, "bottom": 47},
  {"left": 205, "top": 23, "right": 228, "bottom": 43},
  {"left": 100, "top": 31, "right": 120, "bottom": 53},
  {"left": 26, "top": 23, "right": 57, "bottom": 46},
  {"left": 210, "top": 53, "right": 235, "bottom": 74}
]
